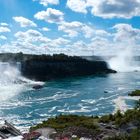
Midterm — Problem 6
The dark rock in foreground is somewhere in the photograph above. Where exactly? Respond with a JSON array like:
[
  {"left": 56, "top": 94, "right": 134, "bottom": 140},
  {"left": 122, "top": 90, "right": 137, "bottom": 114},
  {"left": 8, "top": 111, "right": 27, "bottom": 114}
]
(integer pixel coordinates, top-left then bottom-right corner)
[{"left": 21, "top": 54, "right": 116, "bottom": 81}]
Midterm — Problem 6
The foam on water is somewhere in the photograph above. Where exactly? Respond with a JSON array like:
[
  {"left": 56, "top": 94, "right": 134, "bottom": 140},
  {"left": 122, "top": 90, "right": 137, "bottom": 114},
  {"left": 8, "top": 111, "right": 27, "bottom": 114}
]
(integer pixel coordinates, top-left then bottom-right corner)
[
  {"left": 0, "top": 62, "right": 44, "bottom": 101},
  {"left": 0, "top": 61, "right": 140, "bottom": 132},
  {"left": 0, "top": 62, "right": 45, "bottom": 132},
  {"left": 113, "top": 96, "right": 128, "bottom": 113},
  {"left": 81, "top": 99, "right": 96, "bottom": 104},
  {"left": 113, "top": 96, "right": 140, "bottom": 113},
  {"left": 5, "top": 136, "right": 23, "bottom": 140}
]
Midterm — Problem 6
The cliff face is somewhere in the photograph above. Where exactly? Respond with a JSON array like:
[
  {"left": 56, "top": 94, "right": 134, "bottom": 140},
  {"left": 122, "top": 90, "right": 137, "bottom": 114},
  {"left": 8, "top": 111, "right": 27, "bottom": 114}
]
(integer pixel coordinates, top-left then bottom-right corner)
[{"left": 21, "top": 60, "right": 116, "bottom": 81}]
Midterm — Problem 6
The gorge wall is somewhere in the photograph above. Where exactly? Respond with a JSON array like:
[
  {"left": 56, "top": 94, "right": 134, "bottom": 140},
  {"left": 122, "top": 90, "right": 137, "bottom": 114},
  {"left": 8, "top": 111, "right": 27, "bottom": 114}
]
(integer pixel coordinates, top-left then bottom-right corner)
[{"left": 21, "top": 59, "right": 116, "bottom": 81}]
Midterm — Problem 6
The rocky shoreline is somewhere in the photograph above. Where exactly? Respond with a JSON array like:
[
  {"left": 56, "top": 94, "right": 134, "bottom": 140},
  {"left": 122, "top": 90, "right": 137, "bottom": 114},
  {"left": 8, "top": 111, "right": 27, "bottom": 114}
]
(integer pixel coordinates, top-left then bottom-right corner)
[
  {"left": 1, "top": 90, "right": 140, "bottom": 140},
  {"left": 27, "top": 110, "right": 140, "bottom": 140},
  {"left": 23, "top": 90, "right": 140, "bottom": 140}
]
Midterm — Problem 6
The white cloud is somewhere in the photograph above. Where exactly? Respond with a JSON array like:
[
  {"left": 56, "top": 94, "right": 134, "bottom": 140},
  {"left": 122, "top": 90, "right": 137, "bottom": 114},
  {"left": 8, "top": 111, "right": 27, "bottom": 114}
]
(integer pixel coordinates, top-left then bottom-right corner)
[
  {"left": 42, "top": 27, "right": 50, "bottom": 31},
  {"left": 13, "top": 16, "right": 37, "bottom": 27},
  {"left": 12, "top": 29, "right": 70, "bottom": 54},
  {"left": 33, "top": 0, "right": 59, "bottom": 6},
  {"left": 9, "top": 29, "right": 50, "bottom": 54},
  {"left": 66, "top": 0, "right": 87, "bottom": 14},
  {"left": 15, "top": 29, "right": 44, "bottom": 43},
  {"left": 67, "top": 0, "right": 140, "bottom": 19},
  {"left": 91, "top": 24, "right": 140, "bottom": 55},
  {"left": 95, "top": 30, "right": 112, "bottom": 37},
  {"left": 113, "top": 24, "right": 140, "bottom": 42},
  {"left": 58, "top": 21, "right": 94, "bottom": 38},
  {"left": 82, "top": 25, "right": 94, "bottom": 38},
  {"left": 89, "top": 0, "right": 140, "bottom": 19},
  {"left": 0, "top": 23, "right": 8, "bottom": 26},
  {"left": 0, "top": 41, "right": 43, "bottom": 54},
  {"left": 52, "top": 37, "right": 70, "bottom": 46},
  {"left": 59, "top": 21, "right": 111, "bottom": 39},
  {"left": 0, "top": 27, "right": 11, "bottom": 33},
  {"left": 34, "top": 8, "right": 64, "bottom": 23},
  {"left": 63, "top": 23, "right": 140, "bottom": 56},
  {"left": 58, "top": 21, "right": 82, "bottom": 37},
  {"left": 0, "top": 35, "right": 7, "bottom": 40}
]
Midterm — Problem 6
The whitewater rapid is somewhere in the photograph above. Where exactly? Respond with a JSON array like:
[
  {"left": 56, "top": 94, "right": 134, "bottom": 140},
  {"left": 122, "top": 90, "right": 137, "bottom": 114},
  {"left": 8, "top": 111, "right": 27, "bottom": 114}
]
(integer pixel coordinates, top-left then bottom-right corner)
[{"left": 0, "top": 62, "right": 44, "bottom": 101}]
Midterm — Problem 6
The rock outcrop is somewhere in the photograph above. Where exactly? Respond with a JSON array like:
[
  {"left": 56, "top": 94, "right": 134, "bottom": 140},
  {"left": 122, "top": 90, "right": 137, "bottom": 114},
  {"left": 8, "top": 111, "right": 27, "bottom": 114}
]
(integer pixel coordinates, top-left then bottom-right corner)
[{"left": 21, "top": 58, "right": 116, "bottom": 81}]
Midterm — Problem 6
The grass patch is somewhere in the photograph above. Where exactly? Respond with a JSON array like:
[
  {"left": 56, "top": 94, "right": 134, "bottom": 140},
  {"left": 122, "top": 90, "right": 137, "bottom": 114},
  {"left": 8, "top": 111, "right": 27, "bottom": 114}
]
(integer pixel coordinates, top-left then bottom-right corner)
[
  {"left": 30, "top": 100, "right": 140, "bottom": 139},
  {"left": 30, "top": 114, "right": 99, "bottom": 132}
]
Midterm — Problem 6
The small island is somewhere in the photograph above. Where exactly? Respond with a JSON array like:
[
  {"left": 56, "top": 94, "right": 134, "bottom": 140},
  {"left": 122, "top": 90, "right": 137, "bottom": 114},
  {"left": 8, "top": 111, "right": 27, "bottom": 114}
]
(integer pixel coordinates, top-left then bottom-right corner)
[
  {"left": 0, "top": 53, "right": 116, "bottom": 81},
  {"left": 20, "top": 53, "right": 116, "bottom": 81}
]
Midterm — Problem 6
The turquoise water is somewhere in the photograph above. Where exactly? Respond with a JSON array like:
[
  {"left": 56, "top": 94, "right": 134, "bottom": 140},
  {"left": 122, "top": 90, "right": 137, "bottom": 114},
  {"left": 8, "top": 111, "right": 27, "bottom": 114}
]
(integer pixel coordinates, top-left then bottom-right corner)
[{"left": 0, "top": 72, "right": 140, "bottom": 130}]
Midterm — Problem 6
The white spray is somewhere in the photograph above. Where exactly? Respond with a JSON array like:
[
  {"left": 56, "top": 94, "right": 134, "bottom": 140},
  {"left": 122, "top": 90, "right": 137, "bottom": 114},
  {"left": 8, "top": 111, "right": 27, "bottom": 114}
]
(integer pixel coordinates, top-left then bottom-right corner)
[
  {"left": 0, "top": 62, "right": 43, "bottom": 101},
  {"left": 108, "top": 42, "right": 140, "bottom": 72}
]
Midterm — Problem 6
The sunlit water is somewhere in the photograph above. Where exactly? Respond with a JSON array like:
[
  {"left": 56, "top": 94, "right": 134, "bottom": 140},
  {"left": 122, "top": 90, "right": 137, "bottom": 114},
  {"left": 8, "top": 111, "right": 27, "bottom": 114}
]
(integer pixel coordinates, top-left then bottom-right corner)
[{"left": 0, "top": 62, "right": 140, "bottom": 131}]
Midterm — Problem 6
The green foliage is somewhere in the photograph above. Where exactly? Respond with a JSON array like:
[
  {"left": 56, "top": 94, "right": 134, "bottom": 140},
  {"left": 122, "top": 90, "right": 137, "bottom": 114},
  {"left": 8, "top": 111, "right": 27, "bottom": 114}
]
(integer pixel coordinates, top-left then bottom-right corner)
[
  {"left": 0, "top": 53, "right": 87, "bottom": 62},
  {"left": 129, "top": 90, "right": 140, "bottom": 96},
  {"left": 30, "top": 98, "right": 140, "bottom": 139},
  {"left": 99, "top": 114, "right": 115, "bottom": 123},
  {"left": 106, "top": 135, "right": 129, "bottom": 140},
  {"left": 107, "top": 129, "right": 140, "bottom": 140},
  {"left": 99, "top": 107, "right": 140, "bottom": 127},
  {"left": 30, "top": 115, "right": 98, "bottom": 132},
  {"left": 110, "top": 109, "right": 140, "bottom": 126},
  {"left": 135, "top": 99, "right": 140, "bottom": 110},
  {"left": 129, "top": 129, "right": 140, "bottom": 140}
]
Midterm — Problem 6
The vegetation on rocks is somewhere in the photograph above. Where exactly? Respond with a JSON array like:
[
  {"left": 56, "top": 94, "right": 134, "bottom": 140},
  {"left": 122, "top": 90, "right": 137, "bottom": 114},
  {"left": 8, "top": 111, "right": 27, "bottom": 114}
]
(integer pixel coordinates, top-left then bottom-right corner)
[
  {"left": 30, "top": 114, "right": 99, "bottom": 132},
  {"left": 128, "top": 90, "right": 140, "bottom": 96},
  {"left": 30, "top": 100, "right": 140, "bottom": 139}
]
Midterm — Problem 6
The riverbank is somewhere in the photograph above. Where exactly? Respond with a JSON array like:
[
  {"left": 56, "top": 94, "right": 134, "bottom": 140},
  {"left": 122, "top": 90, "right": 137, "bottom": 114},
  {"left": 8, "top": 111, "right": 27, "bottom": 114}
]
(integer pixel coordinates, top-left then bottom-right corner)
[
  {"left": 29, "top": 109, "right": 140, "bottom": 139},
  {"left": 26, "top": 90, "right": 140, "bottom": 140},
  {"left": 1, "top": 90, "right": 140, "bottom": 140}
]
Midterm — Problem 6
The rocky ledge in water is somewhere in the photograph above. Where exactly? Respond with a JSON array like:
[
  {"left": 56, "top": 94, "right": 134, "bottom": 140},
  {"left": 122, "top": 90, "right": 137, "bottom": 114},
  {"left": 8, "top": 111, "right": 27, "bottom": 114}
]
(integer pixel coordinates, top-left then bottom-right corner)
[
  {"left": 29, "top": 99, "right": 140, "bottom": 140},
  {"left": 21, "top": 54, "right": 116, "bottom": 81}
]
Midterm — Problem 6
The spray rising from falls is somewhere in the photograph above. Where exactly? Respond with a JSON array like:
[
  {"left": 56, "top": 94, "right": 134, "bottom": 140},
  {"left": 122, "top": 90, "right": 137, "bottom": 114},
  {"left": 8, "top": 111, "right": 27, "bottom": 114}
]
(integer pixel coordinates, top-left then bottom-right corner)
[
  {"left": 0, "top": 62, "right": 43, "bottom": 101},
  {"left": 108, "top": 47, "right": 140, "bottom": 72}
]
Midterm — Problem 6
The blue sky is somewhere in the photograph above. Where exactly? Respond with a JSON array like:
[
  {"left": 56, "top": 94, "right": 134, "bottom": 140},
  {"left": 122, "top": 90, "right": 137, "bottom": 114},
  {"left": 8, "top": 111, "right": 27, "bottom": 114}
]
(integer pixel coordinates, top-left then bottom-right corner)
[{"left": 0, "top": 0, "right": 140, "bottom": 55}]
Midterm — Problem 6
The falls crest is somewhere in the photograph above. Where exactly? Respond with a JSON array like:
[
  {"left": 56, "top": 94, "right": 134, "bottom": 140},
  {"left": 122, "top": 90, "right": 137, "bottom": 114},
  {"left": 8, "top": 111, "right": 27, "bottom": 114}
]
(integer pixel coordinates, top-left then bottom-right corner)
[{"left": 108, "top": 48, "right": 140, "bottom": 72}]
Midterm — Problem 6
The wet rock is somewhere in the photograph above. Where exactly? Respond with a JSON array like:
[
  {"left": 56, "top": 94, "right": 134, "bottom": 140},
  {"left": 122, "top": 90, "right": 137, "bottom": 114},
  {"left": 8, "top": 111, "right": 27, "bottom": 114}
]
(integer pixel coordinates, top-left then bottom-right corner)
[
  {"left": 23, "top": 131, "right": 41, "bottom": 140},
  {"left": 34, "top": 127, "right": 57, "bottom": 139},
  {"left": 32, "top": 85, "right": 43, "bottom": 90}
]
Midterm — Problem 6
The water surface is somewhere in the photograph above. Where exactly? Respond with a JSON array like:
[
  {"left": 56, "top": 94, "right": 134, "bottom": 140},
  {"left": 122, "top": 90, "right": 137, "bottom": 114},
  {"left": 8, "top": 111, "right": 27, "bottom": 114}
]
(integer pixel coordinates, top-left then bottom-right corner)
[{"left": 0, "top": 71, "right": 140, "bottom": 130}]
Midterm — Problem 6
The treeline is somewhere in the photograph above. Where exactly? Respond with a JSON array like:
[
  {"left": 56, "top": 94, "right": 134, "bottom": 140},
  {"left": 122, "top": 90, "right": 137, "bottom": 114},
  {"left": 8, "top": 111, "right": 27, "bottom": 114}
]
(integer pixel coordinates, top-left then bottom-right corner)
[{"left": 0, "top": 52, "right": 88, "bottom": 62}]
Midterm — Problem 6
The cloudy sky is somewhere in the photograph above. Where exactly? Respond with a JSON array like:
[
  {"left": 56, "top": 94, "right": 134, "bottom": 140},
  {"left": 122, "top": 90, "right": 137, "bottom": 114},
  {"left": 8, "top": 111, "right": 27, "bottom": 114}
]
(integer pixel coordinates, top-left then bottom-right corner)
[{"left": 0, "top": 0, "right": 140, "bottom": 55}]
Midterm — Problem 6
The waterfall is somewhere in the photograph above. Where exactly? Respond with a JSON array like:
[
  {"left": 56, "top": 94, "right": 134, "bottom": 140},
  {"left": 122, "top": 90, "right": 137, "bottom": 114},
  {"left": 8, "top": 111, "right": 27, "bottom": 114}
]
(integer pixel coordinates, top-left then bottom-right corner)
[
  {"left": 108, "top": 48, "right": 140, "bottom": 72},
  {"left": 0, "top": 62, "right": 43, "bottom": 101}
]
